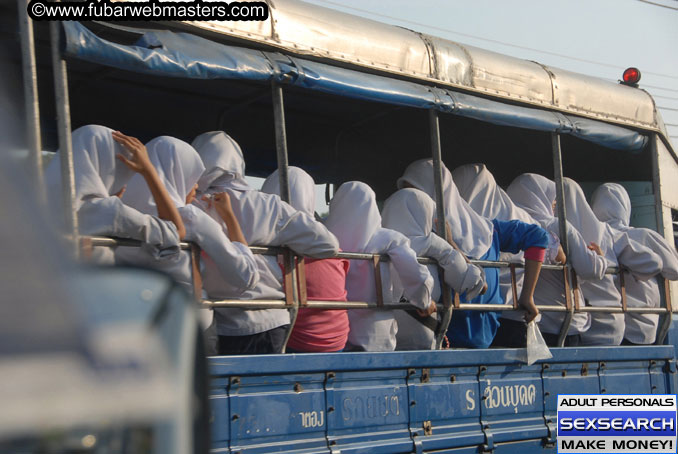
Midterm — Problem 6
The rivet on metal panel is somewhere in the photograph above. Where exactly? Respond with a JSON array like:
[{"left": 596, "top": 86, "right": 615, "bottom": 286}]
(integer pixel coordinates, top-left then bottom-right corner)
[
  {"left": 450, "top": 374, "right": 456, "bottom": 383},
  {"left": 294, "top": 382, "right": 303, "bottom": 393},
  {"left": 421, "top": 368, "right": 430, "bottom": 383},
  {"left": 423, "top": 421, "right": 433, "bottom": 436}
]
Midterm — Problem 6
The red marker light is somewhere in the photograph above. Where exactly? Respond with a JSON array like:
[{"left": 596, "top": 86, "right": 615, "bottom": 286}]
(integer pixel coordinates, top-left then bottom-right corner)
[{"left": 622, "top": 67, "right": 641, "bottom": 86}]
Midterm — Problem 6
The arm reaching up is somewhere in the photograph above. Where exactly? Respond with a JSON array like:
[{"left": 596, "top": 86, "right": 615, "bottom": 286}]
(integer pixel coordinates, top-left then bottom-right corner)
[
  {"left": 113, "top": 131, "right": 186, "bottom": 239},
  {"left": 202, "top": 192, "right": 248, "bottom": 245}
]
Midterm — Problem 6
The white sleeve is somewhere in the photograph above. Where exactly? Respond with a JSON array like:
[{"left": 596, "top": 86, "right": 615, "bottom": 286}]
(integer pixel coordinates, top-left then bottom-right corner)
[
  {"left": 544, "top": 231, "right": 561, "bottom": 264},
  {"left": 639, "top": 229, "right": 678, "bottom": 280},
  {"left": 274, "top": 201, "right": 339, "bottom": 258},
  {"left": 382, "top": 230, "right": 433, "bottom": 310},
  {"left": 78, "top": 196, "right": 180, "bottom": 258},
  {"left": 613, "top": 230, "right": 662, "bottom": 281},
  {"left": 181, "top": 206, "right": 259, "bottom": 294},
  {"left": 425, "top": 235, "right": 484, "bottom": 297},
  {"left": 563, "top": 221, "right": 607, "bottom": 281}
]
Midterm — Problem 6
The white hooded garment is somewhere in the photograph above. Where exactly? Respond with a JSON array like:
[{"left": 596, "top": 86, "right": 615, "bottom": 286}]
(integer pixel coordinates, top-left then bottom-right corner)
[
  {"left": 325, "top": 182, "right": 434, "bottom": 352},
  {"left": 381, "top": 188, "right": 484, "bottom": 350},
  {"left": 452, "top": 164, "right": 561, "bottom": 321},
  {"left": 592, "top": 183, "right": 678, "bottom": 344},
  {"left": 507, "top": 174, "right": 607, "bottom": 336},
  {"left": 261, "top": 167, "right": 316, "bottom": 217},
  {"left": 191, "top": 131, "right": 339, "bottom": 337},
  {"left": 397, "top": 159, "right": 494, "bottom": 259},
  {"left": 117, "top": 136, "right": 259, "bottom": 300},
  {"left": 44, "top": 125, "right": 180, "bottom": 264},
  {"left": 452, "top": 164, "right": 535, "bottom": 225},
  {"left": 562, "top": 178, "right": 661, "bottom": 346}
]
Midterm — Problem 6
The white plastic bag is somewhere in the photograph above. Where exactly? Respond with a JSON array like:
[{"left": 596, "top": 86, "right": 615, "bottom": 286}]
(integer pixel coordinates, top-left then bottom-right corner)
[{"left": 525, "top": 320, "right": 552, "bottom": 365}]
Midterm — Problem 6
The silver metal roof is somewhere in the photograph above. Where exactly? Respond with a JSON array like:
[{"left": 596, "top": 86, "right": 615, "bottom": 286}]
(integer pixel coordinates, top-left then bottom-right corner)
[{"left": 184, "top": 0, "right": 671, "bottom": 143}]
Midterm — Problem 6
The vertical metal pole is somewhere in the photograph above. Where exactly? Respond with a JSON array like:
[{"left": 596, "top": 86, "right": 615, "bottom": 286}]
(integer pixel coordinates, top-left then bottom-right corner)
[
  {"left": 18, "top": 0, "right": 45, "bottom": 204},
  {"left": 430, "top": 110, "right": 453, "bottom": 349},
  {"left": 50, "top": 21, "right": 79, "bottom": 257},
  {"left": 272, "top": 83, "right": 291, "bottom": 204},
  {"left": 651, "top": 133, "right": 673, "bottom": 343},
  {"left": 272, "top": 82, "right": 298, "bottom": 352},
  {"left": 552, "top": 133, "right": 573, "bottom": 347},
  {"left": 649, "top": 134, "right": 664, "bottom": 235}
]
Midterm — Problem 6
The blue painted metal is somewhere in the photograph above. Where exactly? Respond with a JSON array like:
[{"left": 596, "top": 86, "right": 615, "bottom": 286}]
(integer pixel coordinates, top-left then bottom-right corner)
[
  {"left": 60, "top": 21, "right": 647, "bottom": 152},
  {"left": 208, "top": 343, "right": 678, "bottom": 453}
]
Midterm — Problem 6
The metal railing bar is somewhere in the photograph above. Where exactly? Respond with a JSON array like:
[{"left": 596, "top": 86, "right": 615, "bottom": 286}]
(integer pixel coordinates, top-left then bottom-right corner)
[
  {"left": 429, "top": 109, "right": 454, "bottom": 350},
  {"left": 201, "top": 299, "right": 669, "bottom": 314},
  {"left": 81, "top": 236, "right": 620, "bottom": 273},
  {"left": 18, "top": 0, "right": 45, "bottom": 205},
  {"left": 51, "top": 20, "right": 79, "bottom": 258}
]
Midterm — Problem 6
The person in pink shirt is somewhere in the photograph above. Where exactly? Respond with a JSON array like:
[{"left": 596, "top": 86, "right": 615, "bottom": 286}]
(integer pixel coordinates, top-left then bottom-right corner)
[{"left": 261, "top": 167, "right": 349, "bottom": 352}]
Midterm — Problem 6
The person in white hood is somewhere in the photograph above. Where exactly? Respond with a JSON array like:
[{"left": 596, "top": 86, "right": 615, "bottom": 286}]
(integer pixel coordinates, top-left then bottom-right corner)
[
  {"left": 592, "top": 183, "right": 678, "bottom": 344},
  {"left": 507, "top": 173, "right": 607, "bottom": 345},
  {"left": 562, "top": 178, "right": 661, "bottom": 346},
  {"left": 262, "top": 167, "right": 350, "bottom": 353},
  {"left": 116, "top": 136, "right": 259, "bottom": 344},
  {"left": 381, "top": 188, "right": 485, "bottom": 350},
  {"left": 324, "top": 181, "right": 434, "bottom": 351},
  {"left": 44, "top": 125, "right": 183, "bottom": 264},
  {"left": 398, "top": 159, "right": 549, "bottom": 349},
  {"left": 191, "top": 132, "right": 339, "bottom": 355},
  {"left": 452, "top": 164, "right": 565, "bottom": 347}
]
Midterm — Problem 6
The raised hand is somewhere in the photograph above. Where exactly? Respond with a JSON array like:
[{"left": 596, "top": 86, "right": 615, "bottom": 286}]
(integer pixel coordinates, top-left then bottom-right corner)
[{"left": 112, "top": 131, "right": 153, "bottom": 175}]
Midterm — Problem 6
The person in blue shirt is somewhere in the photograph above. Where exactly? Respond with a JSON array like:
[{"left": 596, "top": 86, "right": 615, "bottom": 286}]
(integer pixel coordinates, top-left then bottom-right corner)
[{"left": 398, "top": 159, "right": 549, "bottom": 349}]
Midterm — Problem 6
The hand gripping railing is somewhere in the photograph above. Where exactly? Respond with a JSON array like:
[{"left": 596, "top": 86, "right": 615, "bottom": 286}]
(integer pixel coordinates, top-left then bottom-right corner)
[{"left": 79, "top": 236, "right": 676, "bottom": 347}]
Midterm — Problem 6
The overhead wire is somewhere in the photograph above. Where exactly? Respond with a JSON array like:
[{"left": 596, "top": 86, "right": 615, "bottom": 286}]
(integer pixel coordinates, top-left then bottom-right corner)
[
  {"left": 654, "top": 94, "right": 678, "bottom": 101},
  {"left": 634, "top": 0, "right": 678, "bottom": 10},
  {"left": 643, "top": 84, "right": 678, "bottom": 93},
  {"left": 309, "top": 0, "right": 678, "bottom": 81}
]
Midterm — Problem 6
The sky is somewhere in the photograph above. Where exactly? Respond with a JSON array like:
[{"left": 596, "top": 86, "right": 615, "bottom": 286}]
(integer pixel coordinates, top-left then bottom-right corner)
[{"left": 283, "top": 0, "right": 678, "bottom": 215}]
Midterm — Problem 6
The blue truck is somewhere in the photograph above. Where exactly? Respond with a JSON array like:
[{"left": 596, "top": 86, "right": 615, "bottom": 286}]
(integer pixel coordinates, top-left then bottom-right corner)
[{"left": 6, "top": 0, "right": 678, "bottom": 452}]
